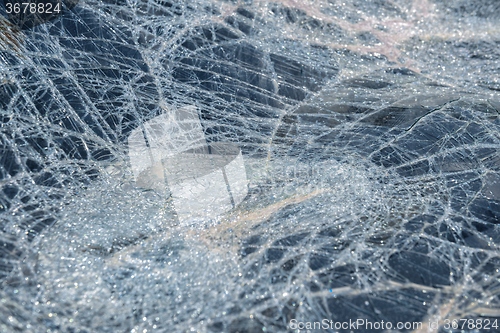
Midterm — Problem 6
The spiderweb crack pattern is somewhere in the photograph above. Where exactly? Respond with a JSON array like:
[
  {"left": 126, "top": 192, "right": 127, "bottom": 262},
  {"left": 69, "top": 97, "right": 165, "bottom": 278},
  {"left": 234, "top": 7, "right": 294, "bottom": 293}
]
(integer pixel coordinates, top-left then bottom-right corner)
[{"left": 0, "top": 0, "right": 499, "bottom": 332}]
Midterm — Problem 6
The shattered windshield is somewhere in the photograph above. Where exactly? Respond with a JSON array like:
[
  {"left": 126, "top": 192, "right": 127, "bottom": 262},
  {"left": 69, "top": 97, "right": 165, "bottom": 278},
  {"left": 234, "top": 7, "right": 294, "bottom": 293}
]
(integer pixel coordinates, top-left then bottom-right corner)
[{"left": 1, "top": 0, "right": 499, "bottom": 332}]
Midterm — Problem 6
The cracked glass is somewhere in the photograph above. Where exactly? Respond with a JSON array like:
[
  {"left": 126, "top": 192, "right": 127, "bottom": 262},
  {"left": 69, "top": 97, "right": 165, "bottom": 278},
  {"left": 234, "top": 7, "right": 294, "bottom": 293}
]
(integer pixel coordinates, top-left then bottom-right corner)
[{"left": 0, "top": 0, "right": 499, "bottom": 332}]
